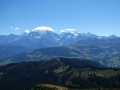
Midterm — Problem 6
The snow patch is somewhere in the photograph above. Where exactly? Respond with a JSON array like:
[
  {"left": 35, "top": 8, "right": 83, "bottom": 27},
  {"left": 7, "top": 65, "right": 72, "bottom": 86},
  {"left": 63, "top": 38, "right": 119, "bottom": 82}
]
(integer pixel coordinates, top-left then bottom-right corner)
[{"left": 71, "top": 32, "right": 78, "bottom": 38}]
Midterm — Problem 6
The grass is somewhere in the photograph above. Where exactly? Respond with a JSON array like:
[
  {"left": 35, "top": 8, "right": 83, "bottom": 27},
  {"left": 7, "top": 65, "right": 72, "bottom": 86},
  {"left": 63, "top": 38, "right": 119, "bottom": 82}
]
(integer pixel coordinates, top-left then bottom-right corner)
[{"left": 32, "top": 84, "right": 68, "bottom": 90}]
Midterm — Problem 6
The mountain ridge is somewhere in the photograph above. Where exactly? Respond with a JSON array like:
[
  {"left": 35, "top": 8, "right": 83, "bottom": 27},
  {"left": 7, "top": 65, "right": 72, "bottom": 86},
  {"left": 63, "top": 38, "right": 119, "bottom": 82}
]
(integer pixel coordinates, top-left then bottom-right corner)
[{"left": 0, "top": 31, "right": 119, "bottom": 49}]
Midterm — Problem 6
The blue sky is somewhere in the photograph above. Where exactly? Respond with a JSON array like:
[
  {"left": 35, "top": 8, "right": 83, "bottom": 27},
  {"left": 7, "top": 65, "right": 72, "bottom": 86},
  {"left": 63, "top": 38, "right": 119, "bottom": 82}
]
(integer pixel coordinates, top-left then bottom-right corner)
[{"left": 0, "top": 0, "right": 120, "bottom": 36}]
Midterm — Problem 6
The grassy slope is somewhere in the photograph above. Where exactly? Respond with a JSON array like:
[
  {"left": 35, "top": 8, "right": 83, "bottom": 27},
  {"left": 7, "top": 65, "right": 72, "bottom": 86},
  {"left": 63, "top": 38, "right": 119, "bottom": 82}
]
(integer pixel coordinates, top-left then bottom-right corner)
[
  {"left": 32, "top": 84, "right": 119, "bottom": 90},
  {"left": 32, "top": 84, "right": 68, "bottom": 90}
]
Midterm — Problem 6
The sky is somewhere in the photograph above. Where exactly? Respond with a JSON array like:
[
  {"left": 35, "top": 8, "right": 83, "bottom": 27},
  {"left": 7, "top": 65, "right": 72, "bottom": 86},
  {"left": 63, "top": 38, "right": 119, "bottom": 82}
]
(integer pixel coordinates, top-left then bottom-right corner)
[{"left": 0, "top": 0, "right": 120, "bottom": 36}]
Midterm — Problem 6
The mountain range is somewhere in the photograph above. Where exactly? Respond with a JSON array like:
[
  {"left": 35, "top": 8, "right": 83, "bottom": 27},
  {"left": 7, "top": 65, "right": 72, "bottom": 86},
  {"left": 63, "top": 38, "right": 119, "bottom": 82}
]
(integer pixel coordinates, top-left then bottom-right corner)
[{"left": 0, "top": 30, "right": 118, "bottom": 49}]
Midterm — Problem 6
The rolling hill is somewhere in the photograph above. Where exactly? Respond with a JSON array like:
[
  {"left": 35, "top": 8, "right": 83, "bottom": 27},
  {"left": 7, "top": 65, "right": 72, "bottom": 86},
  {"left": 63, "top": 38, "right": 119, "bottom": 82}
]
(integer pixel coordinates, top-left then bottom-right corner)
[{"left": 1, "top": 38, "right": 120, "bottom": 67}]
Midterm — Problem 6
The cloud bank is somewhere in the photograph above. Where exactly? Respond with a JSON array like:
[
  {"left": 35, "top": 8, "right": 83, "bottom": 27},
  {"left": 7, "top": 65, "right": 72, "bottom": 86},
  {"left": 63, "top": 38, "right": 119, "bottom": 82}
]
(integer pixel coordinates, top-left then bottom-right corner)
[
  {"left": 60, "top": 30, "right": 66, "bottom": 32},
  {"left": 32, "top": 26, "right": 54, "bottom": 31}
]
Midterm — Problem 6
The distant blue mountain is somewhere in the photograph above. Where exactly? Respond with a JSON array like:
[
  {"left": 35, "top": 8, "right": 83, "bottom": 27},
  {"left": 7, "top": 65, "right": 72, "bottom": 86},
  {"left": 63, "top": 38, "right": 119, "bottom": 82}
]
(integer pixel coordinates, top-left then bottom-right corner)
[
  {"left": 0, "top": 30, "right": 119, "bottom": 49},
  {"left": 0, "top": 45, "right": 28, "bottom": 60}
]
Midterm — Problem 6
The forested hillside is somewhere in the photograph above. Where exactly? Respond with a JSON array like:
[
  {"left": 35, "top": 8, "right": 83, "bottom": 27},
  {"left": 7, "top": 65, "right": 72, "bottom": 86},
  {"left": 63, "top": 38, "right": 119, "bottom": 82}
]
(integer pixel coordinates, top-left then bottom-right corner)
[{"left": 0, "top": 57, "right": 120, "bottom": 90}]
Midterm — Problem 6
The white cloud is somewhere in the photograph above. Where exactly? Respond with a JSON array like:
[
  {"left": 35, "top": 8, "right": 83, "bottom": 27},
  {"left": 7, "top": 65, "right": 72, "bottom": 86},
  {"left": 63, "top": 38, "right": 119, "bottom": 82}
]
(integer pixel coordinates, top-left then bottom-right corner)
[
  {"left": 60, "top": 29, "right": 76, "bottom": 32},
  {"left": 15, "top": 27, "right": 20, "bottom": 30},
  {"left": 60, "top": 30, "right": 65, "bottom": 32},
  {"left": 32, "top": 26, "right": 53, "bottom": 31},
  {"left": 25, "top": 30, "right": 30, "bottom": 34},
  {"left": 10, "top": 27, "right": 20, "bottom": 30}
]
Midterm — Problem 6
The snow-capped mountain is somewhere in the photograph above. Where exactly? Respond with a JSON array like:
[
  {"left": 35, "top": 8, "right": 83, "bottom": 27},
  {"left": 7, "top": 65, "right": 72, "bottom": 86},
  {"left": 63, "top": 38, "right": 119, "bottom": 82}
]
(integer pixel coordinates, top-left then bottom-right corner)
[{"left": 0, "top": 30, "right": 119, "bottom": 49}]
